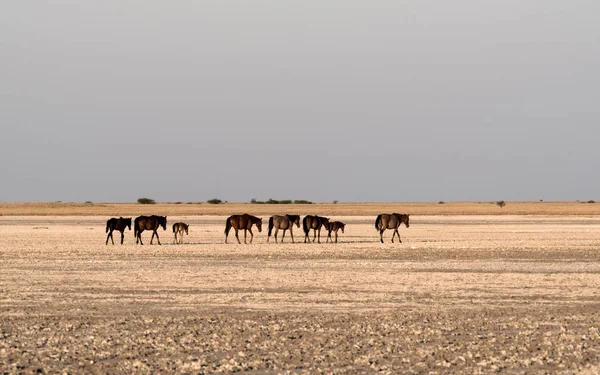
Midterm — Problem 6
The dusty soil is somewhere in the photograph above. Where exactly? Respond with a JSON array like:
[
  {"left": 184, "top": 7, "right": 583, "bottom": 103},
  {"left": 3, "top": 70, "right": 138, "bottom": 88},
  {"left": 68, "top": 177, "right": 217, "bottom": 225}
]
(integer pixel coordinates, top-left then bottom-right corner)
[{"left": 1, "top": 215, "right": 600, "bottom": 374}]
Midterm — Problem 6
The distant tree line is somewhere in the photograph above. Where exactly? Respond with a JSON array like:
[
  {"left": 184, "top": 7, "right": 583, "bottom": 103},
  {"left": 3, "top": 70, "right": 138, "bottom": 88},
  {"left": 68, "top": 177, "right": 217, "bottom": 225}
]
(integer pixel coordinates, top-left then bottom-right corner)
[{"left": 250, "top": 198, "right": 313, "bottom": 204}]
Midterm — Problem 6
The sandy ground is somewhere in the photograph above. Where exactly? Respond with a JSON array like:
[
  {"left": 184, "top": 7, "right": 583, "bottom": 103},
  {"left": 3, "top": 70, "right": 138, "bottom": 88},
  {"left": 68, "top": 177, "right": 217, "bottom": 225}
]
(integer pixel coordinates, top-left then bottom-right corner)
[{"left": 1, "top": 215, "right": 600, "bottom": 374}]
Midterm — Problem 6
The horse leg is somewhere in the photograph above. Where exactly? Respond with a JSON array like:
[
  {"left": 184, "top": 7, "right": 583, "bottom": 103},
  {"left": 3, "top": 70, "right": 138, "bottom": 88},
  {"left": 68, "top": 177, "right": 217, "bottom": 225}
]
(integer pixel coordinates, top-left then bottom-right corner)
[
  {"left": 391, "top": 228, "right": 396, "bottom": 243},
  {"left": 395, "top": 228, "right": 402, "bottom": 243},
  {"left": 290, "top": 228, "right": 295, "bottom": 243},
  {"left": 150, "top": 230, "right": 155, "bottom": 244},
  {"left": 274, "top": 228, "right": 279, "bottom": 243},
  {"left": 155, "top": 230, "right": 161, "bottom": 245},
  {"left": 248, "top": 228, "right": 254, "bottom": 244},
  {"left": 335, "top": 230, "right": 338, "bottom": 243},
  {"left": 380, "top": 229, "right": 385, "bottom": 243},
  {"left": 317, "top": 228, "right": 321, "bottom": 244},
  {"left": 120, "top": 230, "right": 125, "bottom": 245},
  {"left": 235, "top": 228, "right": 241, "bottom": 244},
  {"left": 106, "top": 230, "right": 112, "bottom": 245},
  {"left": 138, "top": 232, "right": 144, "bottom": 245},
  {"left": 174, "top": 231, "right": 178, "bottom": 244},
  {"left": 281, "top": 229, "right": 286, "bottom": 243}
]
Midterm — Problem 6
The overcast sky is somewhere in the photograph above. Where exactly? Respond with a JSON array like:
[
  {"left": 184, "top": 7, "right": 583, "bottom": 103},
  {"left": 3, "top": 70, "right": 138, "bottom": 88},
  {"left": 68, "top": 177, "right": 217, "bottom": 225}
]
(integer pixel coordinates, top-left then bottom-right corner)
[{"left": 1, "top": 1, "right": 599, "bottom": 202}]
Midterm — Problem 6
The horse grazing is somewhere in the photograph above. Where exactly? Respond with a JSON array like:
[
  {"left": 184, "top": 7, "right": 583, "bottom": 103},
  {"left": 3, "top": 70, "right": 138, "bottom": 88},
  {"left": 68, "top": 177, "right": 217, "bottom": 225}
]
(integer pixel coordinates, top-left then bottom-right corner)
[
  {"left": 134, "top": 215, "right": 167, "bottom": 245},
  {"left": 303, "top": 215, "right": 330, "bottom": 243},
  {"left": 267, "top": 214, "right": 300, "bottom": 243},
  {"left": 224, "top": 214, "right": 262, "bottom": 244},
  {"left": 105, "top": 217, "right": 132, "bottom": 245},
  {"left": 172, "top": 222, "right": 189, "bottom": 244},
  {"left": 324, "top": 221, "right": 345, "bottom": 243},
  {"left": 375, "top": 213, "right": 410, "bottom": 243}
]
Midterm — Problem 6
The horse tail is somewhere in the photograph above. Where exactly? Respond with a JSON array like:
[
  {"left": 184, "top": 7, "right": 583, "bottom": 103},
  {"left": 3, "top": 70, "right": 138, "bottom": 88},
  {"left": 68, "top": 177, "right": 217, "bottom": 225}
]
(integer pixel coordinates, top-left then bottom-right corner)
[
  {"left": 224, "top": 217, "right": 232, "bottom": 235},
  {"left": 134, "top": 218, "right": 138, "bottom": 237},
  {"left": 172, "top": 223, "right": 176, "bottom": 233},
  {"left": 375, "top": 214, "right": 382, "bottom": 230},
  {"left": 106, "top": 220, "right": 110, "bottom": 233},
  {"left": 268, "top": 217, "right": 274, "bottom": 237},
  {"left": 303, "top": 216, "right": 309, "bottom": 234}
]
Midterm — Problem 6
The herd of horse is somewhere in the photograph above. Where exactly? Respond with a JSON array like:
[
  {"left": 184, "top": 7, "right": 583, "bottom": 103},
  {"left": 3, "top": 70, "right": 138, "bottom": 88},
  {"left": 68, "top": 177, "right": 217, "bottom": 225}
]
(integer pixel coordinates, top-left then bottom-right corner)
[{"left": 105, "top": 213, "right": 410, "bottom": 245}]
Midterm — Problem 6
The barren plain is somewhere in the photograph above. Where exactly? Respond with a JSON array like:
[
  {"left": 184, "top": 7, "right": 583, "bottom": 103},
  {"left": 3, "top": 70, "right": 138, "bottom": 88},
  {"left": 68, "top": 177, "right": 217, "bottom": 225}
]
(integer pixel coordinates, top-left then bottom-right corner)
[{"left": 1, "top": 202, "right": 600, "bottom": 374}]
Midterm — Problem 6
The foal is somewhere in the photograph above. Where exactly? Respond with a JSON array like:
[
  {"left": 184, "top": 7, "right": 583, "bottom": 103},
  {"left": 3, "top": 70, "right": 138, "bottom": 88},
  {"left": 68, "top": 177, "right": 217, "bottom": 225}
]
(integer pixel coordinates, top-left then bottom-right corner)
[
  {"left": 172, "top": 222, "right": 189, "bottom": 244},
  {"left": 324, "top": 221, "right": 345, "bottom": 243}
]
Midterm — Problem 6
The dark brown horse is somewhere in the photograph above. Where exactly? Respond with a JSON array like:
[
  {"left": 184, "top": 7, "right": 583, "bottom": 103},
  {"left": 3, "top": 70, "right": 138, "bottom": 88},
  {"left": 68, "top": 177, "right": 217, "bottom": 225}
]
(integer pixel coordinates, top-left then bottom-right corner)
[
  {"left": 303, "top": 215, "right": 329, "bottom": 243},
  {"left": 225, "top": 214, "right": 262, "bottom": 244},
  {"left": 375, "top": 213, "right": 410, "bottom": 243},
  {"left": 324, "top": 221, "right": 345, "bottom": 243},
  {"left": 267, "top": 214, "right": 300, "bottom": 243},
  {"left": 134, "top": 215, "right": 167, "bottom": 245},
  {"left": 105, "top": 217, "right": 132, "bottom": 245},
  {"left": 172, "top": 222, "right": 189, "bottom": 244}
]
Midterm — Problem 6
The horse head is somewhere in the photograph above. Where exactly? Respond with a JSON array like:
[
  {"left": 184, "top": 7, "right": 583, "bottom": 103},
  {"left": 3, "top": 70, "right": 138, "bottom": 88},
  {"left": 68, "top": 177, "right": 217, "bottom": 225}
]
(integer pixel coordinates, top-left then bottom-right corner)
[
  {"left": 403, "top": 214, "right": 410, "bottom": 228},
  {"left": 292, "top": 215, "right": 300, "bottom": 228},
  {"left": 256, "top": 218, "right": 263, "bottom": 232}
]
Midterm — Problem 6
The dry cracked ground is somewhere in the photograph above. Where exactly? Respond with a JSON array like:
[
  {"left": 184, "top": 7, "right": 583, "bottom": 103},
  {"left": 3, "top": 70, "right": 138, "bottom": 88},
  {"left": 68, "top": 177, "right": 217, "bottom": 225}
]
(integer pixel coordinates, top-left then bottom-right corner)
[{"left": 1, "top": 215, "right": 600, "bottom": 374}]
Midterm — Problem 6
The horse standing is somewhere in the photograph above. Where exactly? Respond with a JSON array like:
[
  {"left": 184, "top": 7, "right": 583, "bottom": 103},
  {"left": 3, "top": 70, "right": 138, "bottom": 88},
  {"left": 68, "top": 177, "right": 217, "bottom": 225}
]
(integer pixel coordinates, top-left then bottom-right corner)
[
  {"left": 267, "top": 214, "right": 300, "bottom": 243},
  {"left": 374, "top": 213, "right": 410, "bottom": 243},
  {"left": 134, "top": 215, "right": 167, "bottom": 245},
  {"left": 303, "top": 215, "right": 329, "bottom": 243},
  {"left": 224, "top": 214, "right": 262, "bottom": 244},
  {"left": 172, "top": 222, "right": 189, "bottom": 244},
  {"left": 324, "top": 221, "right": 345, "bottom": 243},
  {"left": 105, "top": 217, "right": 132, "bottom": 245}
]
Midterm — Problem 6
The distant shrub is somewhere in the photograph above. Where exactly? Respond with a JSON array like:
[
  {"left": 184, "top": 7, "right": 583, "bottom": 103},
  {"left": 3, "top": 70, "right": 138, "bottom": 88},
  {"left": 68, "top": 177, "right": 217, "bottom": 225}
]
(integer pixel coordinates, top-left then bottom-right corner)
[
  {"left": 438, "top": 201, "right": 445, "bottom": 204},
  {"left": 496, "top": 200, "right": 506, "bottom": 208},
  {"left": 85, "top": 201, "right": 93, "bottom": 204},
  {"left": 175, "top": 201, "right": 182, "bottom": 204},
  {"left": 293, "top": 200, "right": 313, "bottom": 204},
  {"left": 137, "top": 198, "right": 156, "bottom": 204},
  {"left": 588, "top": 200, "right": 596, "bottom": 204},
  {"left": 250, "top": 198, "right": 263, "bottom": 204},
  {"left": 333, "top": 200, "right": 339, "bottom": 204},
  {"left": 207, "top": 198, "right": 223, "bottom": 204}
]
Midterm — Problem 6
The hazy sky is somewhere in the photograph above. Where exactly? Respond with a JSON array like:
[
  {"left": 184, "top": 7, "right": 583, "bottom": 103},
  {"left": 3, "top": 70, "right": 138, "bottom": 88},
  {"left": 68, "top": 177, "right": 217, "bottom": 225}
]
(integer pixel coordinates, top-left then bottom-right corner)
[{"left": 2, "top": 1, "right": 599, "bottom": 202}]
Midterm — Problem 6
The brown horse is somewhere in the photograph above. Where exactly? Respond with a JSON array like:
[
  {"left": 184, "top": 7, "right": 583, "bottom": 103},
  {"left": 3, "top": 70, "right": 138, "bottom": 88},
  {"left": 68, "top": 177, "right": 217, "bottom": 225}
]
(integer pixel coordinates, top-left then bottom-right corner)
[
  {"left": 225, "top": 214, "right": 262, "bottom": 244},
  {"left": 105, "top": 217, "right": 132, "bottom": 245},
  {"left": 375, "top": 213, "right": 410, "bottom": 243},
  {"left": 303, "top": 215, "right": 329, "bottom": 243},
  {"left": 324, "top": 221, "right": 345, "bottom": 243},
  {"left": 134, "top": 215, "right": 167, "bottom": 245},
  {"left": 267, "top": 214, "right": 300, "bottom": 243},
  {"left": 172, "top": 222, "right": 189, "bottom": 244}
]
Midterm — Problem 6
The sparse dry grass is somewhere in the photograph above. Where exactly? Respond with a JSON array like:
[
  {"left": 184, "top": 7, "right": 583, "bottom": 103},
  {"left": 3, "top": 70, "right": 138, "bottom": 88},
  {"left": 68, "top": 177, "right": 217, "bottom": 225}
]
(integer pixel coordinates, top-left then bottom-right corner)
[{"left": 1, "top": 200, "right": 600, "bottom": 216}]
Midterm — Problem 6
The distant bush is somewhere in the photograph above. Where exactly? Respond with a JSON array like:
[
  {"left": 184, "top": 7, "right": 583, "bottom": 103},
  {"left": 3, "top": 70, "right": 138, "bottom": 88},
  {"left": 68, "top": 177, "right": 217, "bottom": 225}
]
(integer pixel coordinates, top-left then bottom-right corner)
[
  {"left": 293, "top": 200, "right": 313, "bottom": 204},
  {"left": 85, "top": 201, "right": 93, "bottom": 204},
  {"left": 496, "top": 200, "right": 506, "bottom": 208},
  {"left": 207, "top": 198, "right": 223, "bottom": 204},
  {"left": 333, "top": 200, "right": 339, "bottom": 204},
  {"left": 175, "top": 201, "right": 182, "bottom": 204},
  {"left": 137, "top": 198, "right": 156, "bottom": 204},
  {"left": 588, "top": 200, "right": 596, "bottom": 204},
  {"left": 438, "top": 201, "right": 445, "bottom": 204}
]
